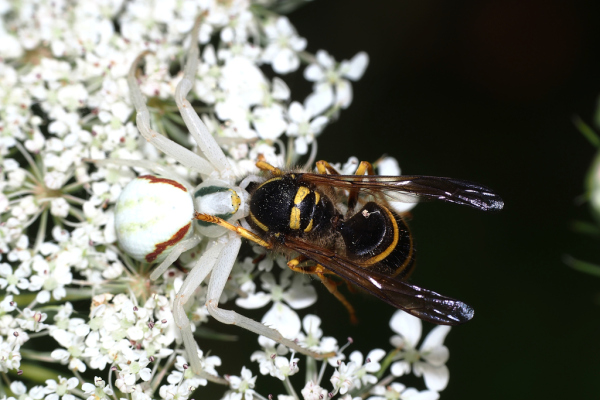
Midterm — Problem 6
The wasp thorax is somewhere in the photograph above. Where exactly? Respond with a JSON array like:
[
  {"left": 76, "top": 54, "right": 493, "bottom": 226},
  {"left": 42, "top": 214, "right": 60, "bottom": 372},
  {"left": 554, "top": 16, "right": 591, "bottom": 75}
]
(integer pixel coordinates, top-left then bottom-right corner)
[{"left": 248, "top": 175, "right": 335, "bottom": 236}]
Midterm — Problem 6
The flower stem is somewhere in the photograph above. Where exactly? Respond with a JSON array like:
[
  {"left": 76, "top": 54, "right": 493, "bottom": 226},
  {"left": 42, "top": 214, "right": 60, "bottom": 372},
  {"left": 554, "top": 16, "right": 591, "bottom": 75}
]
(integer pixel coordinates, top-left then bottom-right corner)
[{"left": 283, "top": 376, "right": 299, "bottom": 400}]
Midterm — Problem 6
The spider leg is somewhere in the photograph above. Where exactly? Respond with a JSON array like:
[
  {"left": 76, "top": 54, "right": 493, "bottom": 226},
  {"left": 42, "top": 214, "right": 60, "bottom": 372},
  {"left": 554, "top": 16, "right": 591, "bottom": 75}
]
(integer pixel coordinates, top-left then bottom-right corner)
[
  {"left": 171, "top": 237, "right": 228, "bottom": 383},
  {"left": 150, "top": 236, "right": 202, "bottom": 280},
  {"left": 89, "top": 158, "right": 193, "bottom": 190},
  {"left": 127, "top": 53, "right": 214, "bottom": 176},
  {"left": 204, "top": 233, "right": 334, "bottom": 359},
  {"left": 174, "top": 17, "right": 232, "bottom": 178}
]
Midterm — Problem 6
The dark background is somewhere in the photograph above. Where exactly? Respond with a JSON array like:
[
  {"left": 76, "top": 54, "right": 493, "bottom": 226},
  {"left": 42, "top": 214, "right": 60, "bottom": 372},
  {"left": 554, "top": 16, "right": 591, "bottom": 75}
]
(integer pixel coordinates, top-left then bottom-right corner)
[{"left": 285, "top": 0, "right": 600, "bottom": 399}]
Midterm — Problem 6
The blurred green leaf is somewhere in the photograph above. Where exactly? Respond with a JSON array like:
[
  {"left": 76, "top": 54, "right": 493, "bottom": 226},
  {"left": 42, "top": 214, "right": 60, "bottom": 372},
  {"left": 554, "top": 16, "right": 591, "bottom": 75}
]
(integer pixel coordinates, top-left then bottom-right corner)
[
  {"left": 570, "top": 220, "right": 600, "bottom": 236},
  {"left": 9, "top": 362, "right": 67, "bottom": 384},
  {"left": 573, "top": 116, "right": 600, "bottom": 148},
  {"left": 564, "top": 255, "right": 600, "bottom": 278}
]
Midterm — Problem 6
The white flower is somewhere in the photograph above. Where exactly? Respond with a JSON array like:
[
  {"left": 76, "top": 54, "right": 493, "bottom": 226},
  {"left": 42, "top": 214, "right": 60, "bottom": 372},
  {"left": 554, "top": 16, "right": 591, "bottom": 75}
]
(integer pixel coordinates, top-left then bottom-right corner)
[
  {"left": 0, "top": 340, "right": 21, "bottom": 372},
  {"left": 167, "top": 355, "right": 214, "bottom": 390},
  {"left": 286, "top": 102, "right": 329, "bottom": 155},
  {"left": 217, "top": 56, "right": 266, "bottom": 112},
  {"left": 375, "top": 157, "right": 417, "bottom": 213},
  {"left": 237, "top": 268, "right": 317, "bottom": 339},
  {"left": 250, "top": 336, "right": 300, "bottom": 381},
  {"left": 250, "top": 336, "right": 289, "bottom": 377},
  {"left": 272, "top": 352, "right": 300, "bottom": 381},
  {"left": 16, "top": 307, "right": 48, "bottom": 332},
  {"left": 226, "top": 366, "right": 257, "bottom": 400},
  {"left": 389, "top": 311, "right": 451, "bottom": 392},
  {"left": 301, "top": 381, "right": 328, "bottom": 400},
  {"left": 43, "top": 376, "right": 79, "bottom": 400},
  {"left": 159, "top": 383, "right": 193, "bottom": 400},
  {"left": 348, "top": 349, "right": 386, "bottom": 389},
  {"left": 296, "top": 314, "right": 339, "bottom": 355},
  {"left": 29, "top": 255, "right": 73, "bottom": 303},
  {"left": 82, "top": 377, "right": 114, "bottom": 400},
  {"left": 50, "top": 330, "right": 87, "bottom": 372},
  {"left": 252, "top": 104, "right": 287, "bottom": 140},
  {"left": 50, "top": 197, "right": 70, "bottom": 217},
  {"left": 9, "top": 381, "right": 27, "bottom": 399},
  {"left": 304, "top": 50, "right": 369, "bottom": 116},
  {"left": 9, "top": 381, "right": 46, "bottom": 400},
  {"left": 262, "top": 17, "right": 307, "bottom": 74},
  {"left": 0, "top": 263, "right": 30, "bottom": 294},
  {"left": 0, "top": 294, "right": 17, "bottom": 313},
  {"left": 331, "top": 360, "right": 359, "bottom": 395},
  {"left": 117, "top": 352, "right": 151, "bottom": 382},
  {"left": 368, "top": 382, "right": 439, "bottom": 400}
]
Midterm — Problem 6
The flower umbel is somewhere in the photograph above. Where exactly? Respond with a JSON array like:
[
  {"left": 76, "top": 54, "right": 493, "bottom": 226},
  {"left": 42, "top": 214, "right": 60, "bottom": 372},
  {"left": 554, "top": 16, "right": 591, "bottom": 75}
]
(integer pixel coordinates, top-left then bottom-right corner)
[{"left": 0, "top": 1, "right": 466, "bottom": 400}]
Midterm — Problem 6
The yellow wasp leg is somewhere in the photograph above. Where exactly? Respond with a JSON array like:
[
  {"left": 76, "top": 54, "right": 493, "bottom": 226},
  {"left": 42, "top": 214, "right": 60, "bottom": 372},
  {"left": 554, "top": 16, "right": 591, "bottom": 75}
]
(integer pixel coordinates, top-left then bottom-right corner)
[
  {"left": 353, "top": 161, "right": 374, "bottom": 176},
  {"left": 315, "top": 160, "right": 341, "bottom": 175},
  {"left": 256, "top": 160, "right": 283, "bottom": 176},
  {"left": 287, "top": 258, "right": 358, "bottom": 324},
  {"left": 347, "top": 160, "right": 376, "bottom": 213}
]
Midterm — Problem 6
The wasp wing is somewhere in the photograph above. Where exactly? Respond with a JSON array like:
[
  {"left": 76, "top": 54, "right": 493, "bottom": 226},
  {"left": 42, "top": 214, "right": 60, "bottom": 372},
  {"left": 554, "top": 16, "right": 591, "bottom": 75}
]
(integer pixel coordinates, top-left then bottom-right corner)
[
  {"left": 300, "top": 173, "right": 503, "bottom": 212},
  {"left": 285, "top": 236, "right": 474, "bottom": 325}
]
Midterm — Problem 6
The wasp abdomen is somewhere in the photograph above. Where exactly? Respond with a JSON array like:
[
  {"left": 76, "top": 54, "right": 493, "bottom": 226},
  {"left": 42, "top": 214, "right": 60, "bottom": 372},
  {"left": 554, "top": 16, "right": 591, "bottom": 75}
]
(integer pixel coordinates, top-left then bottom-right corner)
[{"left": 338, "top": 202, "right": 415, "bottom": 278}]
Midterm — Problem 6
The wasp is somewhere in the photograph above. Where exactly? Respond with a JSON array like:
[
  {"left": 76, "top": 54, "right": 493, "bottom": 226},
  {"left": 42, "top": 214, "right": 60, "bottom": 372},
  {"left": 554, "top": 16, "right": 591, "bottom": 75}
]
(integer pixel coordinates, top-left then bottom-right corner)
[{"left": 195, "top": 159, "right": 503, "bottom": 326}]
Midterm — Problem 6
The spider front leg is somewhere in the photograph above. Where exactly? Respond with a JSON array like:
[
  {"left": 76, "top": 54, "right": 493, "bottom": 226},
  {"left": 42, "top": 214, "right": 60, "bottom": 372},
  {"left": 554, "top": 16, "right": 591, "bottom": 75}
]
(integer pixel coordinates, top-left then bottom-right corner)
[
  {"left": 174, "top": 17, "right": 232, "bottom": 179},
  {"left": 127, "top": 54, "right": 215, "bottom": 177},
  {"left": 194, "top": 215, "right": 335, "bottom": 360}
]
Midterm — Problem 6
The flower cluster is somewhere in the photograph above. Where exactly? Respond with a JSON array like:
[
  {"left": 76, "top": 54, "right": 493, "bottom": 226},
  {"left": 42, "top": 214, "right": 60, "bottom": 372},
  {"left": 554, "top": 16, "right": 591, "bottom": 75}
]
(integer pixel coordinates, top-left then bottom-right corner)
[{"left": 0, "top": 0, "right": 460, "bottom": 399}]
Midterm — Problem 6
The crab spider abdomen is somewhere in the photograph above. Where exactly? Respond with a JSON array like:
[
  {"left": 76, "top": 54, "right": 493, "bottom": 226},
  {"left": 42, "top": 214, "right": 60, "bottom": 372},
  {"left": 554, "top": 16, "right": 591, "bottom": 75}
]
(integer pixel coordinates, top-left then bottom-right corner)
[{"left": 115, "top": 175, "right": 195, "bottom": 263}]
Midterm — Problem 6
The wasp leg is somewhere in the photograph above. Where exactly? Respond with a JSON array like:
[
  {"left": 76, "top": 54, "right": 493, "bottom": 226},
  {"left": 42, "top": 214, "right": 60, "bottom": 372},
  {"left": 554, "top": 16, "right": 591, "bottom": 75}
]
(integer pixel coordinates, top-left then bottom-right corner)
[
  {"left": 317, "top": 270, "right": 358, "bottom": 324},
  {"left": 315, "top": 160, "right": 341, "bottom": 175},
  {"left": 353, "top": 161, "right": 374, "bottom": 176},
  {"left": 287, "top": 258, "right": 358, "bottom": 324},
  {"left": 287, "top": 254, "right": 310, "bottom": 268},
  {"left": 256, "top": 160, "right": 283, "bottom": 176},
  {"left": 194, "top": 213, "right": 273, "bottom": 249},
  {"left": 347, "top": 161, "right": 375, "bottom": 213},
  {"left": 315, "top": 160, "right": 377, "bottom": 213}
]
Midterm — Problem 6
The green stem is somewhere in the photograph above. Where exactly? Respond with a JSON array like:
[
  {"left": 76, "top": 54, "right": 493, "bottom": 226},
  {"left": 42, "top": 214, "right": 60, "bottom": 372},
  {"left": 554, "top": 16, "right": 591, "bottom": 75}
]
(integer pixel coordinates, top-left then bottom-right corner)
[
  {"left": 375, "top": 348, "right": 399, "bottom": 380},
  {"left": 283, "top": 376, "right": 299, "bottom": 400}
]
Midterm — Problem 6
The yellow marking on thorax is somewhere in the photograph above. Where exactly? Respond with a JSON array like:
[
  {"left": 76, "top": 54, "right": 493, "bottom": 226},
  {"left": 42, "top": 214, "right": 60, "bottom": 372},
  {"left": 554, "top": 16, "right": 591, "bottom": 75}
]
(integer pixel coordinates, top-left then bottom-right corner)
[
  {"left": 294, "top": 186, "right": 311, "bottom": 205},
  {"left": 304, "top": 219, "right": 314, "bottom": 232},
  {"left": 289, "top": 186, "right": 312, "bottom": 231},
  {"left": 256, "top": 176, "right": 282, "bottom": 192},
  {"left": 290, "top": 207, "right": 301, "bottom": 230}
]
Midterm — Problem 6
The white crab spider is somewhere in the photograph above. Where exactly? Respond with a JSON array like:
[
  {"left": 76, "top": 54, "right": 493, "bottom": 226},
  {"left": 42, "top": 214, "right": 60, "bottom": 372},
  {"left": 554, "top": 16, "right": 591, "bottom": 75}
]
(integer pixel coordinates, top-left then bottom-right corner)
[{"left": 114, "top": 19, "right": 328, "bottom": 379}]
